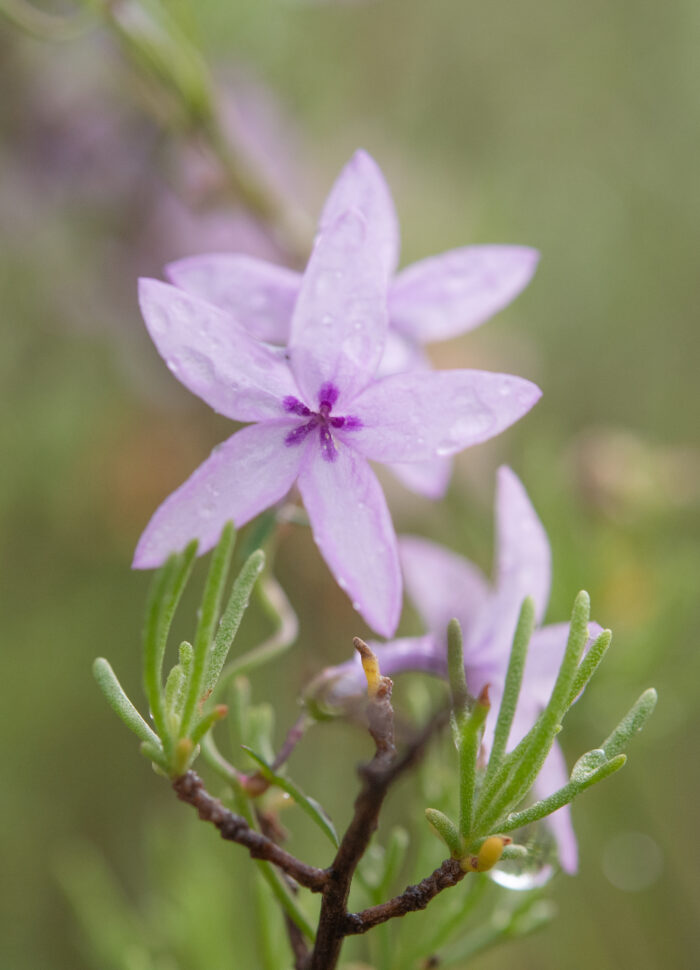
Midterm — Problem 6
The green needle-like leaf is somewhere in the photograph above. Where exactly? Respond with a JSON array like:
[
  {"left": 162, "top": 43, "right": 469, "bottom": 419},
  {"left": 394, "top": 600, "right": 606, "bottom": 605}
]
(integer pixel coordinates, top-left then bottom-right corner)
[
  {"left": 498, "top": 754, "right": 626, "bottom": 834},
  {"left": 567, "top": 628, "right": 612, "bottom": 707},
  {"left": 483, "top": 597, "right": 535, "bottom": 788},
  {"left": 447, "top": 618, "right": 468, "bottom": 716},
  {"left": 93, "top": 658, "right": 161, "bottom": 747},
  {"left": 180, "top": 524, "right": 235, "bottom": 736},
  {"left": 142, "top": 542, "right": 197, "bottom": 744},
  {"left": 203, "top": 549, "right": 265, "bottom": 695},
  {"left": 476, "top": 591, "right": 591, "bottom": 832},
  {"left": 242, "top": 746, "right": 339, "bottom": 847},
  {"left": 601, "top": 688, "right": 657, "bottom": 759},
  {"left": 216, "top": 574, "right": 299, "bottom": 689},
  {"left": 459, "top": 691, "right": 490, "bottom": 838},
  {"left": 425, "top": 808, "right": 463, "bottom": 857}
]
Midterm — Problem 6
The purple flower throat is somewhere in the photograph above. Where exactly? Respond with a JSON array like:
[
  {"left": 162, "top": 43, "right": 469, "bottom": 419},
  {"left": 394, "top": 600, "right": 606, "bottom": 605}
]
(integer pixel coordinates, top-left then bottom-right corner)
[{"left": 283, "top": 381, "right": 362, "bottom": 462}]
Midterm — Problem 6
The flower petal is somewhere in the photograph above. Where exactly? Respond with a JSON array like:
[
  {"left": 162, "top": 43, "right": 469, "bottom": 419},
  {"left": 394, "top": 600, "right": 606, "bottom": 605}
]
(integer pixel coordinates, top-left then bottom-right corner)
[
  {"left": 466, "top": 467, "right": 549, "bottom": 669},
  {"left": 298, "top": 446, "right": 401, "bottom": 637},
  {"left": 399, "top": 535, "right": 490, "bottom": 643},
  {"left": 133, "top": 422, "right": 306, "bottom": 568},
  {"left": 388, "top": 456, "right": 453, "bottom": 499},
  {"left": 319, "top": 149, "right": 400, "bottom": 275},
  {"left": 390, "top": 245, "right": 539, "bottom": 344},
  {"left": 495, "top": 466, "right": 551, "bottom": 625},
  {"left": 533, "top": 742, "right": 579, "bottom": 874},
  {"left": 139, "top": 279, "right": 297, "bottom": 421},
  {"left": 165, "top": 254, "right": 301, "bottom": 344},
  {"left": 288, "top": 210, "right": 390, "bottom": 407},
  {"left": 350, "top": 371, "right": 542, "bottom": 462}
]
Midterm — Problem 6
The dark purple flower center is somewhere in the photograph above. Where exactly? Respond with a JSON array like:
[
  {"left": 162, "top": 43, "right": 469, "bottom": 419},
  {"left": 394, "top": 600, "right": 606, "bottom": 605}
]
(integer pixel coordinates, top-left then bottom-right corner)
[{"left": 283, "top": 382, "right": 361, "bottom": 462}]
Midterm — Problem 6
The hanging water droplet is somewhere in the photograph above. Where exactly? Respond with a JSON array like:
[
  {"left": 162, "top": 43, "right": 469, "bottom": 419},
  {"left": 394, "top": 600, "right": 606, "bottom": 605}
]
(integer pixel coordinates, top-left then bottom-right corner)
[{"left": 489, "top": 862, "right": 554, "bottom": 891}]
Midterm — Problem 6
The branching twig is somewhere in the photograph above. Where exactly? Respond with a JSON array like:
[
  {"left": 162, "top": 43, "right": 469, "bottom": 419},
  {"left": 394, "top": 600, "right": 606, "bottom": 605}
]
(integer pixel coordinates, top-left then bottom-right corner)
[
  {"left": 342, "top": 858, "right": 467, "bottom": 934},
  {"left": 173, "top": 771, "right": 327, "bottom": 893},
  {"left": 307, "top": 640, "right": 448, "bottom": 970}
]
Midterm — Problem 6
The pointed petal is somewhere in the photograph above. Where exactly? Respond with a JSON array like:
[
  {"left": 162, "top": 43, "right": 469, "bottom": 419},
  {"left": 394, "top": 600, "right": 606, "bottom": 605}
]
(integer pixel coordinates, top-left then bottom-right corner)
[
  {"left": 388, "top": 456, "right": 453, "bottom": 499},
  {"left": 139, "top": 279, "right": 297, "bottom": 422},
  {"left": 319, "top": 149, "right": 400, "bottom": 275},
  {"left": 534, "top": 742, "right": 579, "bottom": 874},
  {"left": 399, "top": 536, "right": 490, "bottom": 643},
  {"left": 298, "top": 447, "right": 401, "bottom": 637},
  {"left": 351, "top": 371, "right": 541, "bottom": 462},
  {"left": 496, "top": 466, "right": 551, "bottom": 625},
  {"left": 466, "top": 468, "right": 549, "bottom": 669},
  {"left": 390, "top": 245, "right": 539, "bottom": 343},
  {"left": 165, "top": 254, "right": 301, "bottom": 344},
  {"left": 133, "top": 422, "right": 305, "bottom": 568},
  {"left": 288, "top": 210, "right": 390, "bottom": 407}
]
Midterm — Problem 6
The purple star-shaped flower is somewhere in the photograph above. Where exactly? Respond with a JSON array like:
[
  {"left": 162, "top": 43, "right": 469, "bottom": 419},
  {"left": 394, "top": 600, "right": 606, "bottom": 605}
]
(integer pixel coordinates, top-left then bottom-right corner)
[
  {"left": 134, "top": 161, "right": 541, "bottom": 637},
  {"left": 165, "top": 150, "right": 539, "bottom": 499},
  {"left": 321, "top": 467, "right": 601, "bottom": 871}
]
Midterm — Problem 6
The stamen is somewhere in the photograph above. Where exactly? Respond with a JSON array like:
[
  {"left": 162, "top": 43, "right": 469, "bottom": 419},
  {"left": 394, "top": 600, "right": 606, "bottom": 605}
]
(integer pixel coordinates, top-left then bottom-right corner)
[
  {"left": 283, "top": 396, "right": 312, "bottom": 417},
  {"left": 318, "top": 381, "right": 339, "bottom": 409},
  {"left": 285, "top": 420, "right": 317, "bottom": 446}
]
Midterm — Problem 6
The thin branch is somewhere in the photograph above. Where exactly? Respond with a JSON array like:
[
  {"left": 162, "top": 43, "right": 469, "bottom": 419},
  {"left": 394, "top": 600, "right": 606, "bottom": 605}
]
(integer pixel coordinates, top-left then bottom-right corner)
[
  {"left": 342, "top": 859, "right": 467, "bottom": 934},
  {"left": 308, "top": 641, "right": 448, "bottom": 970},
  {"left": 173, "top": 771, "right": 327, "bottom": 893}
]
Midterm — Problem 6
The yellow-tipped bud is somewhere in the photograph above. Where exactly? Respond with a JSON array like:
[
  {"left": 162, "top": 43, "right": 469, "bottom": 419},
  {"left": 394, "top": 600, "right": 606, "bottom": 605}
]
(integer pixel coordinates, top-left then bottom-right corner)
[
  {"left": 354, "top": 637, "right": 385, "bottom": 699},
  {"left": 460, "top": 835, "right": 511, "bottom": 873}
]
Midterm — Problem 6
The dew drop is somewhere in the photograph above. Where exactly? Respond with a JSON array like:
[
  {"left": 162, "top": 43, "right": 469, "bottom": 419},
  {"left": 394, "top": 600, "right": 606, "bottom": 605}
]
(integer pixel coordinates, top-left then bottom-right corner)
[{"left": 489, "top": 861, "right": 554, "bottom": 892}]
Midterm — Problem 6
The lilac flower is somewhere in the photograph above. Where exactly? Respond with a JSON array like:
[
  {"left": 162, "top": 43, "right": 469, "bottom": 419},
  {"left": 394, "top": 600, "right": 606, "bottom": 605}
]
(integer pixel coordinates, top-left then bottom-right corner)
[
  {"left": 134, "top": 161, "right": 541, "bottom": 637},
  {"left": 318, "top": 467, "right": 601, "bottom": 871},
  {"left": 166, "top": 151, "right": 539, "bottom": 498}
]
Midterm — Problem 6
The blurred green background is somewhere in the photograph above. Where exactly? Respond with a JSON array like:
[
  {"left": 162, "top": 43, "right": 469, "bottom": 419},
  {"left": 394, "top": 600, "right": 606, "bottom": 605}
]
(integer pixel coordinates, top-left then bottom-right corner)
[{"left": 1, "top": 0, "right": 698, "bottom": 967}]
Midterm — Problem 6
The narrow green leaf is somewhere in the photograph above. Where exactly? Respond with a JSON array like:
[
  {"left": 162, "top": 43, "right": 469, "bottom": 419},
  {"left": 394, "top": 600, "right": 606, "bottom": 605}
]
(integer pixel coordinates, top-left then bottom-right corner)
[
  {"left": 242, "top": 746, "right": 339, "bottom": 847},
  {"left": 180, "top": 524, "right": 235, "bottom": 736},
  {"left": 93, "top": 658, "right": 161, "bottom": 746},
  {"left": 498, "top": 754, "right": 626, "bottom": 834},
  {"left": 476, "top": 591, "right": 591, "bottom": 832},
  {"left": 425, "top": 808, "right": 463, "bottom": 857},
  {"left": 164, "top": 664, "right": 184, "bottom": 722},
  {"left": 601, "top": 688, "right": 657, "bottom": 759},
  {"left": 447, "top": 618, "right": 468, "bottom": 716},
  {"left": 459, "top": 691, "right": 490, "bottom": 838},
  {"left": 139, "top": 740, "right": 168, "bottom": 771},
  {"left": 142, "top": 542, "right": 197, "bottom": 743},
  {"left": 216, "top": 574, "right": 299, "bottom": 690},
  {"left": 256, "top": 859, "right": 316, "bottom": 941},
  {"left": 484, "top": 597, "right": 535, "bottom": 788},
  {"left": 204, "top": 549, "right": 265, "bottom": 695},
  {"left": 567, "top": 629, "right": 612, "bottom": 707},
  {"left": 189, "top": 704, "right": 227, "bottom": 748}
]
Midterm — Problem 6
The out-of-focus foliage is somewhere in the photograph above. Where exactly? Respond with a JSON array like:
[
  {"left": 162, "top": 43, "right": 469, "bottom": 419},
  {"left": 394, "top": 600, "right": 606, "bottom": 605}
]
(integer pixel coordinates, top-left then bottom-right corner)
[{"left": 0, "top": 1, "right": 698, "bottom": 967}]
